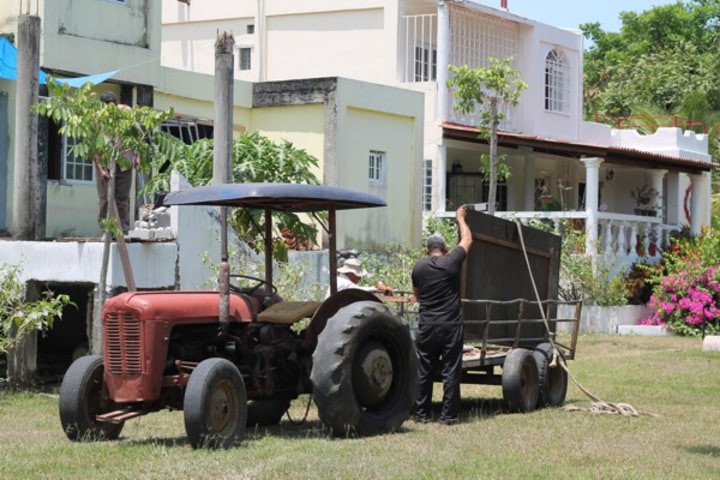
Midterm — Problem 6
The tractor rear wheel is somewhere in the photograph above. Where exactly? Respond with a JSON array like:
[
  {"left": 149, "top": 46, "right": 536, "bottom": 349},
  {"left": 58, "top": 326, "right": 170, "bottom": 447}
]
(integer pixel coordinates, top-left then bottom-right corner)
[
  {"left": 502, "top": 348, "right": 540, "bottom": 413},
  {"left": 59, "top": 355, "right": 124, "bottom": 441},
  {"left": 184, "top": 358, "right": 247, "bottom": 449},
  {"left": 311, "top": 301, "right": 417, "bottom": 436}
]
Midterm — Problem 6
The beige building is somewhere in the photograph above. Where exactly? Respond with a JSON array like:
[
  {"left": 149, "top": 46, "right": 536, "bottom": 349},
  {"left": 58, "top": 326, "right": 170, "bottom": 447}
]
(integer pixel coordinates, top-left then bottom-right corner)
[{"left": 154, "top": 69, "right": 424, "bottom": 248}]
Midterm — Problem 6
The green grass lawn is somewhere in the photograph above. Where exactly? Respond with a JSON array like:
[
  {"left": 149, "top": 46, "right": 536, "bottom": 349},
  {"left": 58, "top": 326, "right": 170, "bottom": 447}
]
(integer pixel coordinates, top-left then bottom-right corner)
[{"left": 1, "top": 335, "right": 719, "bottom": 480}]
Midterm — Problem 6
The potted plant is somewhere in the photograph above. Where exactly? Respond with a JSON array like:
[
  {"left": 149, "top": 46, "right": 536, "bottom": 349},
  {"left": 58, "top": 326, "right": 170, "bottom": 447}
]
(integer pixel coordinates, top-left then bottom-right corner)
[{"left": 630, "top": 184, "right": 660, "bottom": 216}]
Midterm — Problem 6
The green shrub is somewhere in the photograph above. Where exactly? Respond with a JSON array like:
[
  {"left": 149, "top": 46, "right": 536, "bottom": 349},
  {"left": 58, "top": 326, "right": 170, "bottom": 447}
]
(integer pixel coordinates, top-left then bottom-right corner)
[
  {"left": 0, "top": 263, "right": 74, "bottom": 355},
  {"left": 558, "top": 227, "right": 629, "bottom": 306}
]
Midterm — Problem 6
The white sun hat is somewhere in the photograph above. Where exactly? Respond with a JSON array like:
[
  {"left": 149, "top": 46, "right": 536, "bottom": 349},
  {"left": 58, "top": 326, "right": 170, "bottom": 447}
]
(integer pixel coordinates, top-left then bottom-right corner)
[{"left": 337, "top": 258, "right": 368, "bottom": 277}]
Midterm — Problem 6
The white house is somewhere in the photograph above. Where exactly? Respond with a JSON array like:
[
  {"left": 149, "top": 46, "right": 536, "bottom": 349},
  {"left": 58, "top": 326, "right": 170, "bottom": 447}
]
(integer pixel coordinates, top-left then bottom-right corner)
[{"left": 161, "top": 0, "right": 713, "bottom": 262}]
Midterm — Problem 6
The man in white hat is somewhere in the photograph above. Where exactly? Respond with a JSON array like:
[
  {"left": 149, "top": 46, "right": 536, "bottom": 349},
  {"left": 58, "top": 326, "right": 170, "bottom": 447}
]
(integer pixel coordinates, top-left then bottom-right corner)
[{"left": 324, "top": 258, "right": 392, "bottom": 298}]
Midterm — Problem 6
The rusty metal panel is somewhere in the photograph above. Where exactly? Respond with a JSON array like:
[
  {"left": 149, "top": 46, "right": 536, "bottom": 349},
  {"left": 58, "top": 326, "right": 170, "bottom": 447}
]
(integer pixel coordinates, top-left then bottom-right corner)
[{"left": 462, "top": 211, "right": 561, "bottom": 346}]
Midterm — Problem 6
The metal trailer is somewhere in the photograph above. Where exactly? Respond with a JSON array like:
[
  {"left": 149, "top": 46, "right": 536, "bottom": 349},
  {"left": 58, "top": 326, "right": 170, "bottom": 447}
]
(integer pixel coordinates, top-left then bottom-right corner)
[{"left": 385, "top": 210, "right": 582, "bottom": 412}]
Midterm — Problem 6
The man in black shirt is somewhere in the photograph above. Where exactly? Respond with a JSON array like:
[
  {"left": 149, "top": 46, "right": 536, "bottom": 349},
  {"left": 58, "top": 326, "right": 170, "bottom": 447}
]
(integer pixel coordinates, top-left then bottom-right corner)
[{"left": 411, "top": 206, "right": 473, "bottom": 425}]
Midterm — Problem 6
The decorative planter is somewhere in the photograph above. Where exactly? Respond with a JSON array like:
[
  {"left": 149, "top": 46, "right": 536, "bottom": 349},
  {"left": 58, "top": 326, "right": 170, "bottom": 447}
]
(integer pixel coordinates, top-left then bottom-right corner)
[{"left": 617, "top": 324, "right": 670, "bottom": 336}]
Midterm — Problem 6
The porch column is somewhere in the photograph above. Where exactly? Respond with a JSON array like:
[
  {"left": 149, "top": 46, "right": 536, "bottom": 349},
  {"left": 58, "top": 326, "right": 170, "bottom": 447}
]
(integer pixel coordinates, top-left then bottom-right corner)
[
  {"left": 437, "top": 144, "right": 448, "bottom": 213},
  {"left": 436, "top": 1, "right": 451, "bottom": 121},
  {"left": 521, "top": 147, "right": 535, "bottom": 211},
  {"left": 581, "top": 157, "right": 603, "bottom": 255},
  {"left": 647, "top": 169, "right": 667, "bottom": 219},
  {"left": 689, "top": 173, "right": 706, "bottom": 235}
]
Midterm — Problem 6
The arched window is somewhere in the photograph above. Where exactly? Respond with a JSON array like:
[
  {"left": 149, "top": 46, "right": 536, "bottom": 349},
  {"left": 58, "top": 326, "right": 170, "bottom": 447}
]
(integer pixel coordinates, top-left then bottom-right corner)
[{"left": 544, "top": 49, "right": 569, "bottom": 112}]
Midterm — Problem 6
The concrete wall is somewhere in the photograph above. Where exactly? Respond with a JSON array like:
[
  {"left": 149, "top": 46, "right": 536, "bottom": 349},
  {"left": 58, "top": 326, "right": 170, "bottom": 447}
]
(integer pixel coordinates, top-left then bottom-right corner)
[
  {"left": 0, "top": 240, "right": 177, "bottom": 289},
  {"left": 161, "top": 0, "right": 390, "bottom": 83},
  {"left": 155, "top": 66, "right": 254, "bottom": 126},
  {"left": 1, "top": 0, "right": 160, "bottom": 86},
  {"left": 0, "top": 87, "right": 10, "bottom": 232}
]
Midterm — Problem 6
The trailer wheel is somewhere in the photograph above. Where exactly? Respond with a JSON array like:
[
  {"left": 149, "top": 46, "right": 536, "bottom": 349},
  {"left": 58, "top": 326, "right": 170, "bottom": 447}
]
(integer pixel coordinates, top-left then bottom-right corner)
[
  {"left": 311, "top": 301, "right": 417, "bottom": 436},
  {"left": 59, "top": 355, "right": 124, "bottom": 441},
  {"left": 184, "top": 358, "right": 247, "bottom": 449},
  {"left": 502, "top": 348, "right": 540, "bottom": 413},
  {"left": 246, "top": 399, "right": 291, "bottom": 427},
  {"left": 533, "top": 343, "right": 568, "bottom": 408}
]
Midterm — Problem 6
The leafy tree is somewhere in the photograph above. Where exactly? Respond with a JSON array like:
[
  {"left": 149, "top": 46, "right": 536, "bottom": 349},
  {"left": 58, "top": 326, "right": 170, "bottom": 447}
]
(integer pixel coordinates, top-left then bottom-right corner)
[
  {"left": 447, "top": 57, "right": 528, "bottom": 214},
  {"left": 144, "top": 131, "right": 323, "bottom": 258},
  {"left": 582, "top": 0, "right": 720, "bottom": 195},
  {"left": 35, "top": 80, "right": 174, "bottom": 181},
  {"left": 34, "top": 79, "right": 175, "bottom": 306},
  {"left": 581, "top": 1, "right": 720, "bottom": 132}
]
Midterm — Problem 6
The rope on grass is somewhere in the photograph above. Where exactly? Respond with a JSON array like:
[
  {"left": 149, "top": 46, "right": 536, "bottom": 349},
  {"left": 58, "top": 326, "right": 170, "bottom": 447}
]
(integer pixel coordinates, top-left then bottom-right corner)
[{"left": 514, "top": 220, "right": 658, "bottom": 418}]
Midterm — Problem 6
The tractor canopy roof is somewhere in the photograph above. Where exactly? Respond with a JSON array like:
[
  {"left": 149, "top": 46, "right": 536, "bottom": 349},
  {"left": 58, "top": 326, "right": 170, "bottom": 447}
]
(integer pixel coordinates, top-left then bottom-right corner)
[{"left": 163, "top": 183, "right": 386, "bottom": 212}]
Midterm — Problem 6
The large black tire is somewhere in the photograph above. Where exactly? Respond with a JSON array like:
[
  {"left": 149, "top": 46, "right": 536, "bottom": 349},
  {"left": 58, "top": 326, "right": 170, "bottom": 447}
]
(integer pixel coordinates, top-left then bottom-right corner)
[
  {"left": 311, "top": 301, "right": 417, "bottom": 437},
  {"left": 502, "top": 348, "right": 540, "bottom": 413},
  {"left": 183, "top": 358, "right": 247, "bottom": 449},
  {"left": 246, "top": 399, "right": 291, "bottom": 427},
  {"left": 59, "top": 355, "right": 124, "bottom": 441},
  {"left": 533, "top": 343, "right": 568, "bottom": 408}
]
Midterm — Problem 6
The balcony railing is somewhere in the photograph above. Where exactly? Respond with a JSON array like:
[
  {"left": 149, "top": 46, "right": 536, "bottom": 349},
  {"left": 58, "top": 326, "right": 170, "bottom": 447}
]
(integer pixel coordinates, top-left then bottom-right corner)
[
  {"left": 401, "top": 14, "right": 438, "bottom": 83},
  {"left": 491, "top": 211, "right": 680, "bottom": 261}
]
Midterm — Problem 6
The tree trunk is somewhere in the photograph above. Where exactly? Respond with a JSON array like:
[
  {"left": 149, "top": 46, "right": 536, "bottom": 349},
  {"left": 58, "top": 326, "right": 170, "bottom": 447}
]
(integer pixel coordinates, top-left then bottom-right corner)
[
  {"left": 97, "top": 158, "right": 117, "bottom": 330},
  {"left": 488, "top": 98, "right": 499, "bottom": 215}
]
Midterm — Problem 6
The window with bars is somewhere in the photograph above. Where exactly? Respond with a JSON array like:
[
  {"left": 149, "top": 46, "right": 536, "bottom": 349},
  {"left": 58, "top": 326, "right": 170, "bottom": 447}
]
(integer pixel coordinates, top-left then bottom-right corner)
[
  {"left": 423, "top": 159, "right": 432, "bottom": 211},
  {"left": 414, "top": 46, "right": 437, "bottom": 82},
  {"left": 447, "top": 173, "right": 507, "bottom": 211},
  {"left": 544, "top": 49, "right": 569, "bottom": 113},
  {"left": 368, "top": 151, "right": 385, "bottom": 185},
  {"left": 239, "top": 47, "right": 252, "bottom": 71},
  {"left": 160, "top": 119, "right": 214, "bottom": 145}
]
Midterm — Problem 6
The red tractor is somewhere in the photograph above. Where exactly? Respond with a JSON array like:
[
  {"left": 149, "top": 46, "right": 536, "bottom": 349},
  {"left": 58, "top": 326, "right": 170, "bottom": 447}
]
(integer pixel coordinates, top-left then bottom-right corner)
[{"left": 59, "top": 183, "right": 417, "bottom": 449}]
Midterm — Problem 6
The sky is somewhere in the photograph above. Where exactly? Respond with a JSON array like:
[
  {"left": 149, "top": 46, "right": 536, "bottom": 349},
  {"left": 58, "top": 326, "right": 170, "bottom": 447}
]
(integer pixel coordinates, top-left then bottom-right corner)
[{"left": 484, "top": 0, "right": 682, "bottom": 34}]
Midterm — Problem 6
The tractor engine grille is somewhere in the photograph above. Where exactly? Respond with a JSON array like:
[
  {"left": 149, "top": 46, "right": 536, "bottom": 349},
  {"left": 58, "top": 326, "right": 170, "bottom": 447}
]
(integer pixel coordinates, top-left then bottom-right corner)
[{"left": 105, "top": 312, "right": 142, "bottom": 376}]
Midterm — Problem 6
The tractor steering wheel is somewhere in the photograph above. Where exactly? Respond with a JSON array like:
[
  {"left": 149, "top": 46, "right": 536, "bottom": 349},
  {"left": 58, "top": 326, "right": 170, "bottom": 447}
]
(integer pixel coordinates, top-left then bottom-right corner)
[{"left": 228, "top": 274, "right": 278, "bottom": 295}]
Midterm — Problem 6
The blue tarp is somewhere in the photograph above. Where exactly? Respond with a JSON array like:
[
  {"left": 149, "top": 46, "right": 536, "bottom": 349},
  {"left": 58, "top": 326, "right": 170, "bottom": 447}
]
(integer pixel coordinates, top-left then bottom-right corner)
[{"left": 0, "top": 36, "right": 118, "bottom": 87}]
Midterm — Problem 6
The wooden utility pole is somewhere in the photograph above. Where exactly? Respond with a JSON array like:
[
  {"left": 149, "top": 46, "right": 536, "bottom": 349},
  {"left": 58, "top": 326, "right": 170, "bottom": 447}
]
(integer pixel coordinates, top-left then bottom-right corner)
[
  {"left": 8, "top": 12, "right": 42, "bottom": 386},
  {"left": 214, "top": 31, "right": 235, "bottom": 334},
  {"left": 213, "top": 31, "right": 234, "bottom": 186},
  {"left": 12, "top": 14, "right": 44, "bottom": 240}
]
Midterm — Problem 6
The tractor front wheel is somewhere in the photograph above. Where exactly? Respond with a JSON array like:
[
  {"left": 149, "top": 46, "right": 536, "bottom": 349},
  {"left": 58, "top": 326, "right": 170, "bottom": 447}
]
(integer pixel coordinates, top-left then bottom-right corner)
[
  {"left": 59, "top": 355, "right": 124, "bottom": 442},
  {"left": 183, "top": 358, "right": 247, "bottom": 449}
]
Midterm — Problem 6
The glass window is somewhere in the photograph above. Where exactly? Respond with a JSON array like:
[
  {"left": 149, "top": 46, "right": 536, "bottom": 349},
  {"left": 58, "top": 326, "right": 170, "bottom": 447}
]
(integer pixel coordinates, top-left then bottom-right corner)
[
  {"left": 239, "top": 47, "right": 252, "bottom": 71},
  {"left": 62, "top": 134, "right": 94, "bottom": 183},
  {"left": 423, "top": 159, "right": 432, "bottom": 211},
  {"left": 414, "top": 45, "right": 437, "bottom": 82},
  {"left": 369, "top": 151, "right": 385, "bottom": 185},
  {"left": 544, "top": 49, "right": 569, "bottom": 113}
]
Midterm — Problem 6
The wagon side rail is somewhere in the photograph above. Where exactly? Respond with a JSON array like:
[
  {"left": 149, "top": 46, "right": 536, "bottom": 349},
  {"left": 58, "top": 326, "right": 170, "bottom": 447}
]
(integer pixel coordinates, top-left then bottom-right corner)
[
  {"left": 461, "top": 298, "right": 582, "bottom": 361},
  {"left": 380, "top": 294, "right": 582, "bottom": 361}
]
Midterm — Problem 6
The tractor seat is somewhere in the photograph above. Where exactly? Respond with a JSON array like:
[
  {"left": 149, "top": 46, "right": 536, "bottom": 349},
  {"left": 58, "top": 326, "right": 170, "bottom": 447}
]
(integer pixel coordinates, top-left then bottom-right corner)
[{"left": 256, "top": 301, "right": 322, "bottom": 325}]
